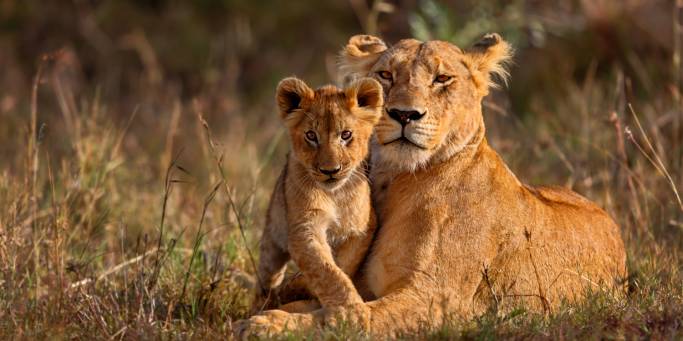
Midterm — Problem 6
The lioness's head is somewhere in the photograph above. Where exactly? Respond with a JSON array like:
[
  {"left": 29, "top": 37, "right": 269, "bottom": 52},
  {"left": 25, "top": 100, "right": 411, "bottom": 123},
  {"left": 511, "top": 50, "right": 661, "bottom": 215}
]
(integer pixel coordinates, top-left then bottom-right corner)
[
  {"left": 276, "top": 77, "right": 383, "bottom": 190},
  {"left": 339, "top": 33, "right": 512, "bottom": 172}
]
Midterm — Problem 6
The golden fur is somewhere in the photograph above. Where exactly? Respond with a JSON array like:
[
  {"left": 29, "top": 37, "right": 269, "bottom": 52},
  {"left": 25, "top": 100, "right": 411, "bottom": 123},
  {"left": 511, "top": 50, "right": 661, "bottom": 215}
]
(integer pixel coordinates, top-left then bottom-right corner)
[
  {"left": 252, "top": 77, "right": 383, "bottom": 316},
  {"left": 234, "top": 34, "right": 627, "bottom": 338}
]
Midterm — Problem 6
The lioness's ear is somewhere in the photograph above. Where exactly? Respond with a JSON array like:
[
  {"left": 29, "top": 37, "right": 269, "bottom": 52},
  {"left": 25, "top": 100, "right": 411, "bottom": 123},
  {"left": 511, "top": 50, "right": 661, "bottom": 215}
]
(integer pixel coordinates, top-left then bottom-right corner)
[
  {"left": 338, "top": 35, "right": 388, "bottom": 85},
  {"left": 275, "top": 77, "right": 314, "bottom": 119},
  {"left": 464, "top": 33, "right": 513, "bottom": 95},
  {"left": 345, "top": 77, "right": 384, "bottom": 125}
]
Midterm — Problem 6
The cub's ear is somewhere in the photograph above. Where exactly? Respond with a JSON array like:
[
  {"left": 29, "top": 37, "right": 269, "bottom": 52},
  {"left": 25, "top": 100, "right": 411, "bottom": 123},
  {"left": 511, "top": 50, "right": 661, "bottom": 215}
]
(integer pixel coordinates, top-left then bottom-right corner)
[
  {"left": 464, "top": 33, "right": 513, "bottom": 95},
  {"left": 275, "top": 77, "right": 314, "bottom": 119},
  {"left": 345, "top": 77, "right": 384, "bottom": 125},
  {"left": 338, "top": 35, "right": 388, "bottom": 85}
]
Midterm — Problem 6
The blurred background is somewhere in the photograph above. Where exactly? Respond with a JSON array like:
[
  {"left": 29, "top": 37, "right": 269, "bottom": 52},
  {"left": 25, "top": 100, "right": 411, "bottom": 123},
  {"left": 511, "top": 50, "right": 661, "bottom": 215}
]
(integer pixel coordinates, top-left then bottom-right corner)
[
  {"left": 1, "top": 0, "right": 680, "bottom": 182},
  {"left": 1, "top": 0, "right": 682, "bottom": 338}
]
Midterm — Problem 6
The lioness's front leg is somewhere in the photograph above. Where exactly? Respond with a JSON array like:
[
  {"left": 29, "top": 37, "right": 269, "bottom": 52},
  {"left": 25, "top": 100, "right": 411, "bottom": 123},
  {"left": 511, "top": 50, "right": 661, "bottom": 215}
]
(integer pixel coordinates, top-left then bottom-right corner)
[
  {"left": 288, "top": 214, "right": 364, "bottom": 309},
  {"left": 278, "top": 299, "right": 321, "bottom": 313},
  {"left": 233, "top": 288, "right": 437, "bottom": 338},
  {"left": 314, "top": 287, "right": 446, "bottom": 335}
]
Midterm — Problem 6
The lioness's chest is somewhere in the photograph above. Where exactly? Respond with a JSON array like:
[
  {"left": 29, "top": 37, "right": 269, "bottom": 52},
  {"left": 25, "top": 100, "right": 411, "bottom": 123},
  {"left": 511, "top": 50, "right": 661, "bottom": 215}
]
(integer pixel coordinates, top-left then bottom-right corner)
[{"left": 366, "top": 173, "right": 443, "bottom": 295}]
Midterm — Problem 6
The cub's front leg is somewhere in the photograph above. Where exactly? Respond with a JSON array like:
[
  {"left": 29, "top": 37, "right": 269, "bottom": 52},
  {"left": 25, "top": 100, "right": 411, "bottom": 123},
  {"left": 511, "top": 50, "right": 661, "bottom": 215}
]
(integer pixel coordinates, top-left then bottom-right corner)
[
  {"left": 288, "top": 212, "right": 364, "bottom": 309},
  {"left": 334, "top": 210, "right": 376, "bottom": 277},
  {"left": 254, "top": 227, "right": 290, "bottom": 312},
  {"left": 334, "top": 210, "right": 377, "bottom": 301}
]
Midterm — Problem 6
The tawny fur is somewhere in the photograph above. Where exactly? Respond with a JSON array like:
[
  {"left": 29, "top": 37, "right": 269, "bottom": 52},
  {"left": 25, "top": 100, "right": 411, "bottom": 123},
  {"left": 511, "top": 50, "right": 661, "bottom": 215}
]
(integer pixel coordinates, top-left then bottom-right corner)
[
  {"left": 253, "top": 77, "right": 383, "bottom": 317},
  {"left": 235, "top": 34, "right": 627, "bottom": 338}
]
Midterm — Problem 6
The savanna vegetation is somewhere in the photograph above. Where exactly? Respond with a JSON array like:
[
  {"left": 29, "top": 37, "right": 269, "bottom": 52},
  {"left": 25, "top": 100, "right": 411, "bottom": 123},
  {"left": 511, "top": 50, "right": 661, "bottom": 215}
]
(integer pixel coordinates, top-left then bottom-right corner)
[{"left": 1, "top": 0, "right": 682, "bottom": 339}]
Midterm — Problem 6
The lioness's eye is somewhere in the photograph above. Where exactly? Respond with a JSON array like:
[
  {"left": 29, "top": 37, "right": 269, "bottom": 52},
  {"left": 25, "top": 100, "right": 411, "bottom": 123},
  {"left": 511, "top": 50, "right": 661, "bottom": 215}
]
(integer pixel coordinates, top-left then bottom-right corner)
[
  {"left": 434, "top": 75, "right": 452, "bottom": 84},
  {"left": 377, "top": 71, "right": 393, "bottom": 81},
  {"left": 305, "top": 131, "right": 317, "bottom": 142},
  {"left": 341, "top": 130, "right": 352, "bottom": 140}
]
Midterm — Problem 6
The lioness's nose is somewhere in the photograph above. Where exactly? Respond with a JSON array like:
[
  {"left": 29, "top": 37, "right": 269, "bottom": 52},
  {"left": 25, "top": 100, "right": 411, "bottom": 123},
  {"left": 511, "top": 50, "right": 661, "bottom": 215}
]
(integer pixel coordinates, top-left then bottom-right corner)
[
  {"left": 319, "top": 165, "right": 341, "bottom": 175},
  {"left": 387, "top": 109, "right": 425, "bottom": 126}
]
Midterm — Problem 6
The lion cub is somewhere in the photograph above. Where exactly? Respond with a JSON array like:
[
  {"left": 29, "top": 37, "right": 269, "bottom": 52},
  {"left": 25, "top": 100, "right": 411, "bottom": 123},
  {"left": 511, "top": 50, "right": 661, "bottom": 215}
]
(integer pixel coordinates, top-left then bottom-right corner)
[{"left": 255, "top": 77, "right": 383, "bottom": 312}]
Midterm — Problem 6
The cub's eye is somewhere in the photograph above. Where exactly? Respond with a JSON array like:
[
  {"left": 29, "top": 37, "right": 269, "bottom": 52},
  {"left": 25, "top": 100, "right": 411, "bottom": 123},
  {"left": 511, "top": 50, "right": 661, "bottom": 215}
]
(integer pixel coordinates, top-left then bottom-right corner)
[
  {"left": 377, "top": 71, "right": 393, "bottom": 81},
  {"left": 434, "top": 75, "right": 452, "bottom": 84},
  {"left": 305, "top": 131, "right": 317, "bottom": 142},
  {"left": 341, "top": 130, "right": 352, "bottom": 140}
]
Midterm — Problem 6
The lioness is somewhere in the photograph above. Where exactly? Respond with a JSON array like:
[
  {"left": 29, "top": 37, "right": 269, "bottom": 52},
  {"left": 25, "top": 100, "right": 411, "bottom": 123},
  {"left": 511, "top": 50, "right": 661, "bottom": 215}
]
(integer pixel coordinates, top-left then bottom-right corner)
[
  {"left": 254, "top": 77, "right": 383, "bottom": 315},
  {"left": 235, "top": 34, "right": 627, "bottom": 337}
]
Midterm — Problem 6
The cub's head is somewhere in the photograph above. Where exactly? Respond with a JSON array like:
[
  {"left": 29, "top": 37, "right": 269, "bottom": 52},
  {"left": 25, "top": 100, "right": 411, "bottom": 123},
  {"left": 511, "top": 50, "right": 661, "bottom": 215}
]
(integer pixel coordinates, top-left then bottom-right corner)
[
  {"left": 339, "top": 33, "right": 512, "bottom": 172},
  {"left": 276, "top": 77, "right": 383, "bottom": 190}
]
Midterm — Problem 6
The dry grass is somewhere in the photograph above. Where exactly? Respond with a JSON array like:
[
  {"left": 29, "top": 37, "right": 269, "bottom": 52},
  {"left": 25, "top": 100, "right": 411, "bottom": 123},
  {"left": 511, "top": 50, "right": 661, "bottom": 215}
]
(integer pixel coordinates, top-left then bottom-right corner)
[
  {"left": 1, "top": 55, "right": 681, "bottom": 341},
  {"left": 1, "top": 1, "right": 683, "bottom": 340}
]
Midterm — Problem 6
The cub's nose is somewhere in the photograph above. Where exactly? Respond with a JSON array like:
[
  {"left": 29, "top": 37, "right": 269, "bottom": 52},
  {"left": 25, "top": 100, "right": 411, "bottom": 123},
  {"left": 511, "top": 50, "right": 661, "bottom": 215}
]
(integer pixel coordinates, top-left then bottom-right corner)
[
  {"left": 319, "top": 166, "right": 341, "bottom": 175},
  {"left": 387, "top": 109, "right": 425, "bottom": 126}
]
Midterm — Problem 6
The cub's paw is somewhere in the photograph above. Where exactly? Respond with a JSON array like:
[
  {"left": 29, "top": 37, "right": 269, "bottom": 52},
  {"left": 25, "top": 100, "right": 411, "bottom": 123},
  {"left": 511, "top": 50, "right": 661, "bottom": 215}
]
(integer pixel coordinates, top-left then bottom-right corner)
[
  {"left": 233, "top": 310, "right": 315, "bottom": 340},
  {"left": 323, "top": 303, "right": 371, "bottom": 330}
]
